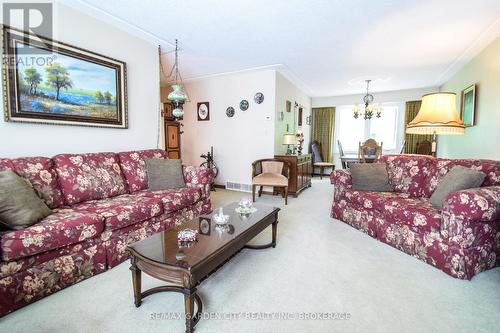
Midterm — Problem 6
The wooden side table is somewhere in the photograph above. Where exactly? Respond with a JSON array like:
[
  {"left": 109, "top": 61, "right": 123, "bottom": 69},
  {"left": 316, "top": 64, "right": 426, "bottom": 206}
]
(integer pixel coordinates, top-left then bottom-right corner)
[{"left": 313, "top": 162, "right": 335, "bottom": 179}]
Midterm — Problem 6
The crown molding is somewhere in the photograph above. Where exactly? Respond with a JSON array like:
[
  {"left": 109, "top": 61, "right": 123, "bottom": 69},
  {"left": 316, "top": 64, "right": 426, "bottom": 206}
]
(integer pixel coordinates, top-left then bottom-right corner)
[
  {"left": 435, "top": 15, "right": 500, "bottom": 86},
  {"left": 59, "top": 0, "right": 175, "bottom": 51},
  {"left": 179, "top": 64, "right": 280, "bottom": 83},
  {"left": 175, "top": 63, "right": 315, "bottom": 97},
  {"left": 274, "top": 64, "right": 315, "bottom": 97}
]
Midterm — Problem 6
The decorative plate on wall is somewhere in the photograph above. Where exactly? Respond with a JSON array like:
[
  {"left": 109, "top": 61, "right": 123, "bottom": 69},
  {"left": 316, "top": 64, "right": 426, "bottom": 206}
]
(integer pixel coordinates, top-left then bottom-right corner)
[
  {"left": 239, "top": 100, "right": 249, "bottom": 111},
  {"left": 197, "top": 102, "right": 209, "bottom": 121},
  {"left": 254, "top": 92, "right": 264, "bottom": 104},
  {"left": 226, "top": 107, "right": 235, "bottom": 117}
]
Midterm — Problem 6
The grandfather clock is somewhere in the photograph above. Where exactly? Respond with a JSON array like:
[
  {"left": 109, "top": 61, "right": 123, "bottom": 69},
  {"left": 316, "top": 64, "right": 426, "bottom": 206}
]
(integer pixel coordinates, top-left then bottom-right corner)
[{"left": 163, "top": 103, "right": 181, "bottom": 159}]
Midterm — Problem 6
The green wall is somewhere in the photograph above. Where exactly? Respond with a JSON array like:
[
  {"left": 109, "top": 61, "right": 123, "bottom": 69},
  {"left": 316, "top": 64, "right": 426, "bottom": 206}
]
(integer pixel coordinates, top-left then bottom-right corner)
[
  {"left": 274, "top": 71, "right": 312, "bottom": 155},
  {"left": 437, "top": 37, "right": 500, "bottom": 159}
]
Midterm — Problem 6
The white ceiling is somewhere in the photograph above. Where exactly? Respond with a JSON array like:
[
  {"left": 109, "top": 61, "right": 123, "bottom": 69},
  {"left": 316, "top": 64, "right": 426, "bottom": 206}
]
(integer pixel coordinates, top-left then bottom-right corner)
[{"left": 65, "top": 0, "right": 500, "bottom": 96}]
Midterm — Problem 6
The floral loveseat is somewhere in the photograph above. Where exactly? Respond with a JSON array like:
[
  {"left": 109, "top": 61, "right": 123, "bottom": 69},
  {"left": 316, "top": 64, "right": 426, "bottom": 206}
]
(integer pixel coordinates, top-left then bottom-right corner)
[
  {"left": 0, "top": 149, "right": 214, "bottom": 316},
  {"left": 330, "top": 154, "right": 500, "bottom": 280}
]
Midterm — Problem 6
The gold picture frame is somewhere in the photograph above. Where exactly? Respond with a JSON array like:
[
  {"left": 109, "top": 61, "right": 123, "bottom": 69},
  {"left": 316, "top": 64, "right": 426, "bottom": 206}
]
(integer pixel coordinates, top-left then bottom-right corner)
[
  {"left": 460, "top": 84, "right": 476, "bottom": 127},
  {"left": 2, "top": 25, "right": 128, "bottom": 128}
]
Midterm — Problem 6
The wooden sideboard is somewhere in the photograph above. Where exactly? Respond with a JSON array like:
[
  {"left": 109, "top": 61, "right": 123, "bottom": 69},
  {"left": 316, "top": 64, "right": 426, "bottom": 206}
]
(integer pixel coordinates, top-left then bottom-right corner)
[{"left": 274, "top": 154, "right": 312, "bottom": 197}]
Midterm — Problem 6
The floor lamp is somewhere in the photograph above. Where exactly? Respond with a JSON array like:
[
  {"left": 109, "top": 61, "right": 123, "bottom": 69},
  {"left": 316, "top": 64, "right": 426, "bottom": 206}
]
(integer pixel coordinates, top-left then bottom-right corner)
[{"left": 406, "top": 92, "right": 465, "bottom": 156}]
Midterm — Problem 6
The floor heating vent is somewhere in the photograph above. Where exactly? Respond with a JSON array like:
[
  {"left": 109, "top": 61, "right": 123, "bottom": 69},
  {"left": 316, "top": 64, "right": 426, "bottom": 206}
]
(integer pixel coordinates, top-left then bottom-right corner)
[{"left": 225, "top": 181, "right": 252, "bottom": 193}]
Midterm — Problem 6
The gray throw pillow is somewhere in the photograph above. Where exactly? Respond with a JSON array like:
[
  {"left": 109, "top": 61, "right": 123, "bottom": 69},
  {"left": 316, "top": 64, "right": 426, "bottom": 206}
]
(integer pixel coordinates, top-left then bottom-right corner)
[
  {"left": 0, "top": 169, "right": 52, "bottom": 230},
  {"left": 430, "top": 166, "right": 485, "bottom": 210},
  {"left": 350, "top": 163, "right": 392, "bottom": 192},
  {"left": 145, "top": 158, "right": 186, "bottom": 191}
]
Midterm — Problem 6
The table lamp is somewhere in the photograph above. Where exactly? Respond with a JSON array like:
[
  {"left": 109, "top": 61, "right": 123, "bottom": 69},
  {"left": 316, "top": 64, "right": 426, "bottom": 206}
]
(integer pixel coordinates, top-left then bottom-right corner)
[
  {"left": 282, "top": 133, "right": 297, "bottom": 155},
  {"left": 406, "top": 92, "right": 465, "bottom": 155}
]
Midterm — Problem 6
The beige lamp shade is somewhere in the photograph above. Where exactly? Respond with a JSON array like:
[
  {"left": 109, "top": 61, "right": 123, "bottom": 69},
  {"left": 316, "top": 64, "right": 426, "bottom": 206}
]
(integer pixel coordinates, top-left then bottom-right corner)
[
  {"left": 282, "top": 133, "right": 297, "bottom": 145},
  {"left": 406, "top": 92, "right": 465, "bottom": 135}
]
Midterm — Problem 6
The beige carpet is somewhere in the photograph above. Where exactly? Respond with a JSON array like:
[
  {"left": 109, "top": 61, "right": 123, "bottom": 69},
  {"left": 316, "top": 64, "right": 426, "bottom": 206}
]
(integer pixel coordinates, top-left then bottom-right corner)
[{"left": 1, "top": 179, "right": 499, "bottom": 333}]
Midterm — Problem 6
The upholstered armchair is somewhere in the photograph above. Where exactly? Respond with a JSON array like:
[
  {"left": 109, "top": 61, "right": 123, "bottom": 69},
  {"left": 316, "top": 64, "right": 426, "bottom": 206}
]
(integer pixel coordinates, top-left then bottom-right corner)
[{"left": 252, "top": 159, "right": 291, "bottom": 205}]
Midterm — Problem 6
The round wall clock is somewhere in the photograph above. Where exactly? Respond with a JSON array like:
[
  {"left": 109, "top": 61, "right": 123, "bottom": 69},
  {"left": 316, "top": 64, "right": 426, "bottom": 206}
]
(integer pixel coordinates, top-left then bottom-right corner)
[
  {"left": 239, "top": 100, "right": 249, "bottom": 111},
  {"left": 197, "top": 102, "right": 209, "bottom": 121},
  {"left": 254, "top": 92, "right": 264, "bottom": 104},
  {"left": 226, "top": 107, "right": 235, "bottom": 117}
]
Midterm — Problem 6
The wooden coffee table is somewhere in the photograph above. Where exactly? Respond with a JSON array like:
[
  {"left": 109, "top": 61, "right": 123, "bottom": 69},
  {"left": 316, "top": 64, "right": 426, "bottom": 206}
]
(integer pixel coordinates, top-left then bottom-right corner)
[{"left": 126, "top": 202, "right": 280, "bottom": 333}]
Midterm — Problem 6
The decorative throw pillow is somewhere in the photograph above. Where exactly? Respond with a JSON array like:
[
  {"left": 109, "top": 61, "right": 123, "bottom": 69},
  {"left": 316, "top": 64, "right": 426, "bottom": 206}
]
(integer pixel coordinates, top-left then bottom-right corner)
[
  {"left": 350, "top": 163, "right": 393, "bottom": 192},
  {"left": 145, "top": 158, "right": 186, "bottom": 191},
  {"left": 0, "top": 169, "right": 52, "bottom": 230},
  {"left": 430, "top": 166, "right": 486, "bottom": 209}
]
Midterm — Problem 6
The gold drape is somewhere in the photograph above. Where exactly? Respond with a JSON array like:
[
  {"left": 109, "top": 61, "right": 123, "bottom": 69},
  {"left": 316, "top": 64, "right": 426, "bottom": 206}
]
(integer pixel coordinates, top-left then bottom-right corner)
[
  {"left": 312, "top": 107, "right": 335, "bottom": 162},
  {"left": 404, "top": 101, "right": 433, "bottom": 154}
]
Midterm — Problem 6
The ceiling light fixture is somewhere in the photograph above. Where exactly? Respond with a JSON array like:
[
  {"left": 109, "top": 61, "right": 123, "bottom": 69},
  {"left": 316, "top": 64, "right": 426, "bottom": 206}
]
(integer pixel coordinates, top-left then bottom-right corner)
[
  {"left": 353, "top": 80, "right": 383, "bottom": 120},
  {"left": 162, "top": 39, "right": 189, "bottom": 120}
]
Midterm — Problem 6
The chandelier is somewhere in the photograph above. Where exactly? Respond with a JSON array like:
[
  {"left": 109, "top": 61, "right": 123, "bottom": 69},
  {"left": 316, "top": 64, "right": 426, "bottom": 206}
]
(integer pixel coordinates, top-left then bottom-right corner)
[
  {"left": 353, "top": 80, "right": 383, "bottom": 120},
  {"left": 162, "top": 39, "right": 189, "bottom": 119}
]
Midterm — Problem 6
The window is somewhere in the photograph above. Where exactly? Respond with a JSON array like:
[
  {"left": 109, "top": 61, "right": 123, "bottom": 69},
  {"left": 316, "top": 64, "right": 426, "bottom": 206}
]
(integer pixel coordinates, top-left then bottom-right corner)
[
  {"left": 369, "top": 104, "right": 399, "bottom": 150},
  {"left": 335, "top": 103, "right": 401, "bottom": 153},
  {"left": 336, "top": 106, "right": 365, "bottom": 152}
]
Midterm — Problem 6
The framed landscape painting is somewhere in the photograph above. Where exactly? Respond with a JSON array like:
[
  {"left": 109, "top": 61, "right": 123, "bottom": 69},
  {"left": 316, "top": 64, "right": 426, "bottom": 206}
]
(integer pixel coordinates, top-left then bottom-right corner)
[
  {"left": 2, "top": 26, "right": 128, "bottom": 128},
  {"left": 460, "top": 84, "right": 476, "bottom": 127}
]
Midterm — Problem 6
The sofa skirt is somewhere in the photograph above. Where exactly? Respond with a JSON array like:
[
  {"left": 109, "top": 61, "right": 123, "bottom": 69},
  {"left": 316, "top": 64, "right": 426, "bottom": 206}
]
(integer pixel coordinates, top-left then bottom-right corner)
[
  {"left": 0, "top": 197, "right": 212, "bottom": 317},
  {"left": 331, "top": 199, "right": 500, "bottom": 280},
  {"left": 0, "top": 239, "right": 106, "bottom": 317}
]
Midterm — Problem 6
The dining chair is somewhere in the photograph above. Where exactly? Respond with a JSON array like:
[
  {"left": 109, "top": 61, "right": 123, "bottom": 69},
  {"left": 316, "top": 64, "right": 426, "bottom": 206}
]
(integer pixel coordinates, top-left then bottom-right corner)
[
  {"left": 310, "top": 141, "right": 335, "bottom": 179},
  {"left": 337, "top": 140, "right": 347, "bottom": 168},
  {"left": 251, "top": 159, "right": 291, "bottom": 205},
  {"left": 358, "top": 139, "right": 383, "bottom": 163},
  {"left": 399, "top": 140, "right": 406, "bottom": 154},
  {"left": 416, "top": 141, "right": 432, "bottom": 155}
]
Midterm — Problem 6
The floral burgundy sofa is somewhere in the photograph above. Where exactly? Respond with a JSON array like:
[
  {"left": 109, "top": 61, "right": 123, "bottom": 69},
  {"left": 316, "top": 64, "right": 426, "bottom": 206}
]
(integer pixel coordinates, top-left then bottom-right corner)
[
  {"left": 0, "top": 149, "right": 214, "bottom": 316},
  {"left": 330, "top": 154, "right": 500, "bottom": 280}
]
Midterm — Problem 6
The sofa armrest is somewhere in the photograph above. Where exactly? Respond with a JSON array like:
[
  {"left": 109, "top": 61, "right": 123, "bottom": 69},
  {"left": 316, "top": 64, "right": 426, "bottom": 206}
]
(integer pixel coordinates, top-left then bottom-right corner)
[
  {"left": 330, "top": 169, "right": 352, "bottom": 200},
  {"left": 441, "top": 186, "right": 500, "bottom": 248},
  {"left": 183, "top": 165, "right": 215, "bottom": 199},
  {"left": 330, "top": 169, "right": 352, "bottom": 186}
]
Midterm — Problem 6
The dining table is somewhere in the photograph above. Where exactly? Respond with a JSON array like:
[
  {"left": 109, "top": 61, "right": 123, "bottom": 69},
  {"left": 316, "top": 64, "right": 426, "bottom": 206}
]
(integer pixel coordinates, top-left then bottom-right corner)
[{"left": 340, "top": 154, "right": 377, "bottom": 168}]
